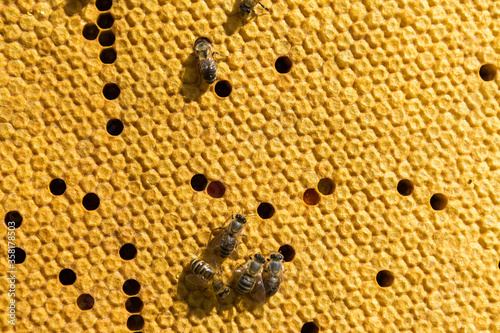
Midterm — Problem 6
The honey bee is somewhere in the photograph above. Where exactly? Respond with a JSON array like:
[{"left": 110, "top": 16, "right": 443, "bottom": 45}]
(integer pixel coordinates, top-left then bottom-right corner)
[
  {"left": 232, "top": 0, "right": 270, "bottom": 22},
  {"left": 186, "top": 258, "right": 231, "bottom": 301},
  {"left": 209, "top": 214, "right": 249, "bottom": 268},
  {"left": 193, "top": 37, "right": 219, "bottom": 85},
  {"left": 233, "top": 254, "right": 266, "bottom": 303},
  {"left": 263, "top": 252, "right": 285, "bottom": 297}
]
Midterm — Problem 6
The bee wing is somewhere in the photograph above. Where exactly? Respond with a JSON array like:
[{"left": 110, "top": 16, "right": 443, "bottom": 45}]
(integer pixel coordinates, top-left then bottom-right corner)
[
  {"left": 251, "top": 273, "right": 266, "bottom": 304},
  {"left": 229, "top": 243, "right": 239, "bottom": 260},
  {"left": 185, "top": 274, "right": 209, "bottom": 288},
  {"left": 208, "top": 228, "right": 225, "bottom": 251},
  {"left": 209, "top": 254, "right": 222, "bottom": 272},
  {"left": 279, "top": 270, "right": 286, "bottom": 285},
  {"left": 229, "top": 264, "right": 246, "bottom": 289}
]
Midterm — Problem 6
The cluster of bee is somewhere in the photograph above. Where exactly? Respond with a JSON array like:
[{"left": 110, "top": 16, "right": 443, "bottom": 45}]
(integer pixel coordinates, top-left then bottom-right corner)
[
  {"left": 193, "top": 0, "right": 270, "bottom": 85},
  {"left": 186, "top": 214, "right": 285, "bottom": 304}
]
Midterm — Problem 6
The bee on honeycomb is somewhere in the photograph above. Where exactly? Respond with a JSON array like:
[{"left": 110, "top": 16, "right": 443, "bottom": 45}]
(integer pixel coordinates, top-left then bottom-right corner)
[
  {"left": 231, "top": 0, "right": 270, "bottom": 24},
  {"left": 193, "top": 37, "right": 220, "bottom": 85}
]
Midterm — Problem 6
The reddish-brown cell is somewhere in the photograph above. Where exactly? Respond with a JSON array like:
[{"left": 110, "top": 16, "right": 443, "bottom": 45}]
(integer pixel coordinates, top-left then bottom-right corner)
[
  {"left": 207, "top": 181, "right": 225, "bottom": 198},
  {"left": 303, "top": 188, "right": 320, "bottom": 205}
]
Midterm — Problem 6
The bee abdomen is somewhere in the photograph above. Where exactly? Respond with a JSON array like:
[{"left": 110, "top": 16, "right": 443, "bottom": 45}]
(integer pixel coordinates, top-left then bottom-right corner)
[
  {"left": 236, "top": 274, "right": 255, "bottom": 294},
  {"left": 200, "top": 59, "right": 217, "bottom": 84},
  {"left": 219, "top": 242, "right": 236, "bottom": 258},
  {"left": 263, "top": 275, "right": 280, "bottom": 297},
  {"left": 190, "top": 259, "right": 215, "bottom": 281},
  {"left": 203, "top": 70, "right": 217, "bottom": 83}
]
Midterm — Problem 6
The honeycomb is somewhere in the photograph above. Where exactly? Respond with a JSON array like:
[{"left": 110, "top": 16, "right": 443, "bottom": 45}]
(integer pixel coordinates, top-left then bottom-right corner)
[{"left": 1, "top": 0, "right": 500, "bottom": 331}]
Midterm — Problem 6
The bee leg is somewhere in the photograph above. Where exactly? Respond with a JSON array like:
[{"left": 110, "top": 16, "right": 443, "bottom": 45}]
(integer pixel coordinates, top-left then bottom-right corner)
[
  {"left": 197, "top": 63, "right": 202, "bottom": 86},
  {"left": 258, "top": 2, "right": 270, "bottom": 12},
  {"left": 212, "top": 51, "right": 225, "bottom": 59}
]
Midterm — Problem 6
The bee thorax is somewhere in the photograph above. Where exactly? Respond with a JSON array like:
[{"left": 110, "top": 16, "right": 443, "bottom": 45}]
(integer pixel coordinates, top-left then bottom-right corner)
[{"left": 248, "top": 261, "right": 263, "bottom": 274}]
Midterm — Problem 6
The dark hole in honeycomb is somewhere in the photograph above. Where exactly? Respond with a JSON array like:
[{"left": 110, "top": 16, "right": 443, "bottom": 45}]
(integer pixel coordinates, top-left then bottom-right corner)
[
  {"left": 14, "top": 247, "right": 26, "bottom": 264},
  {"left": 59, "top": 269, "right": 77, "bottom": 285},
  {"left": 82, "top": 23, "right": 99, "bottom": 40},
  {"left": 125, "top": 297, "right": 144, "bottom": 313},
  {"left": 127, "top": 315, "right": 145, "bottom": 330},
  {"left": 97, "top": 13, "right": 114, "bottom": 29},
  {"left": 96, "top": 0, "right": 113, "bottom": 11},
  {"left": 50, "top": 178, "right": 66, "bottom": 196},
  {"left": 317, "top": 178, "right": 335, "bottom": 195},
  {"left": 301, "top": 322, "right": 319, "bottom": 333},
  {"left": 5, "top": 211, "right": 22, "bottom": 229},
  {"left": 103, "top": 83, "right": 120, "bottom": 100},
  {"left": 479, "top": 64, "right": 497, "bottom": 81},
  {"left": 278, "top": 244, "right": 295, "bottom": 262},
  {"left": 303, "top": 189, "right": 320, "bottom": 205},
  {"left": 123, "top": 279, "right": 141, "bottom": 296},
  {"left": 99, "top": 30, "right": 116, "bottom": 47},
  {"left": 77, "top": 294, "right": 94, "bottom": 310},
  {"left": 207, "top": 181, "right": 225, "bottom": 198},
  {"left": 397, "top": 179, "right": 414, "bottom": 196},
  {"left": 82, "top": 193, "right": 100, "bottom": 211},
  {"left": 100, "top": 48, "right": 117, "bottom": 64},
  {"left": 107, "top": 119, "right": 124, "bottom": 136},
  {"left": 120, "top": 243, "right": 137, "bottom": 260},
  {"left": 430, "top": 193, "right": 448, "bottom": 210},
  {"left": 376, "top": 270, "right": 394, "bottom": 287},
  {"left": 257, "top": 202, "right": 275, "bottom": 219},
  {"left": 275, "top": 56, "right": 293, "bottom": 74},
  {"left": 191, "top": 174, "right": 208, "bottom": 191},
  {"left": 214, "top": 80, "right": 232, "bottom": 98}
]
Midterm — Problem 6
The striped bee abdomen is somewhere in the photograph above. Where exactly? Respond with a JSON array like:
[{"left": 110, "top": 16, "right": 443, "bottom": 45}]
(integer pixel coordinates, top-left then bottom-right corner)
[
  {"left": 190, "top": 259, "right": 215, "bottom": 281},
  {"left": 237, "top": 273, "right": 255, "bottom": 294},
  {"left": 263, "top": 275, "right": 280, "bottom": 297},
  {"left": 219, "top": 241, "right": 236, "bottom": 258}
]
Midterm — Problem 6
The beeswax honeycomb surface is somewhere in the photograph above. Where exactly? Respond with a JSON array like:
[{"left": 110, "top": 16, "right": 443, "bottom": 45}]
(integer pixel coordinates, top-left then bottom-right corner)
[{"left": 1, "top": 0, "right": 500, "bottom": 332}]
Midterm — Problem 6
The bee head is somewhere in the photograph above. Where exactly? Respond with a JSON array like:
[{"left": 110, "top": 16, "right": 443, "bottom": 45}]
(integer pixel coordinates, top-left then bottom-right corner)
[
  {"left": 270, "top": 253, "right": 284, "bottom": 261},
  {"left": 254, "top": 254, "right": 265, "bottom": 264},
  {"left": 235, "top": 214, "right": 247, "bottom": 224},
  {"left": 239, "top": 4, "right": 251, "bottom": 15}
]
